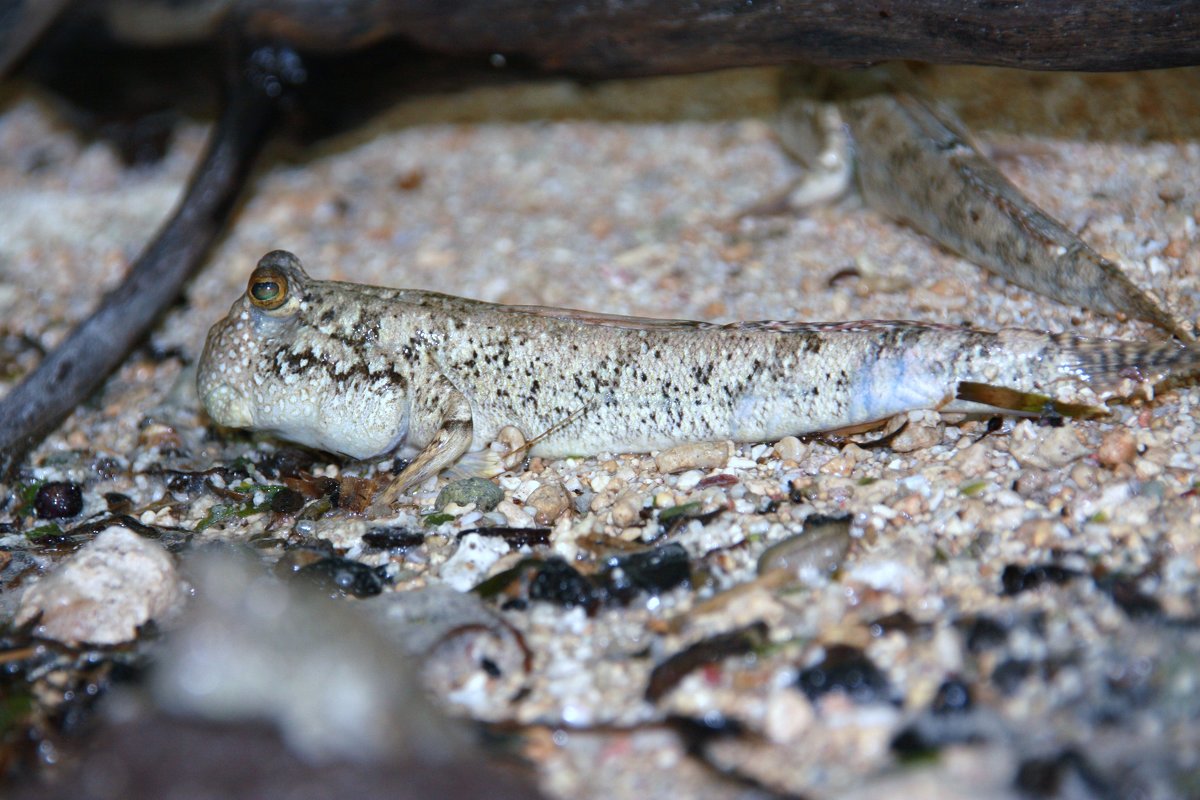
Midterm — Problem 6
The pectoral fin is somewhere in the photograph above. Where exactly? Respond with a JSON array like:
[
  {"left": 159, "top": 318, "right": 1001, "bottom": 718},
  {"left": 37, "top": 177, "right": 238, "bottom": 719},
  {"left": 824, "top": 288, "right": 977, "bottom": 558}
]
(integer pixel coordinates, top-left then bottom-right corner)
[
  {"left": 953, "top": 381, "right": 1107, "bottom": 419},
  {"left": 377, "top": 386, "right": 475, "bottom": 506}
]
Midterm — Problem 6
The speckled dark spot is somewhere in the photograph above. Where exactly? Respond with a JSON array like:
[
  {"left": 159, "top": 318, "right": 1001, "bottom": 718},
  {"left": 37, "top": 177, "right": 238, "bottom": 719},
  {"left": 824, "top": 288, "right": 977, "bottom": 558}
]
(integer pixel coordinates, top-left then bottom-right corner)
[
  {"left": 34, "top": 482, "right": 84, "bottom": 519},
  {"left": 603, "top": 543, "right": 690, "bottom": 603},
  {"left": 796, "top": 645, "right": 891, "bottom": 704},
  {"left": 269, "top": 488, "right": 305, "bottom": 514},
  {"left": 992, "top": 658, "right": 1033, "bottom": 695},
  {"left": 931, "top": 678, "right": 972, "bottom": 714},
  {"left": 1001, "top": 563, "right": 1080, "bottom": 595},
  {"left": 1014, "top": 748, "right": 1108, "bottom": 797},
  {"left": 362, "top": 527, "right": 424, "bottom": 551},
  {"left": 256, "top": 447, "right": 315, "bottom": 478},
  {"left": 528, "top": 558, "right": 595, "bottom": 609},
  {"left": 296, "top": 557, "right": 388, "bottom": 598},
  {"left": 92, "top": 457, "right": 123, "bottom": 479},
  {"left": 962, "top": 614, "right": 1008, "bottom": 652}
]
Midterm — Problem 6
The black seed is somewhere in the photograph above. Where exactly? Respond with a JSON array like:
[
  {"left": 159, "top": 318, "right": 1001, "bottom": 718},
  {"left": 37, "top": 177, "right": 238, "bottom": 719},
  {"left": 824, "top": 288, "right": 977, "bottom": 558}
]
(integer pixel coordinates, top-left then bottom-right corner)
[
  {"left": 312, "top": 477, "right": 340, "bottom": 505},
  {"left": 166, "top": 470, "right": 205, "bottom": 494},
  {"left": 796, "top": 645, "right": 890, "bottom": 704},
  {"left": 1097, "top": 574, "right": 1163, "bottom": 619},
  {"left": 992, "top": 658, "right": 1033, "bottom": 695},
  {"left": 296, "top": 557, "right": 387, "bottom": 598},
  {"left": 256, "top": 448, "right": 315, "bottom": 478},
  {"left": 480, "top": 657, "right": 502, "bottom": 678},
  {"left": 529, "top": 558, "right": 595, "bottom": 609},
  {"left": 889, "top": 726, "right": 937, "bottom": 759},
  {"left": 603, "top": 543, "right": 690, "bottom": 604},
  {"left": 103, "top": 492, "right": 133, "bottom": 514},
  {"left": 1001, "top": 563, "right": 1080, "bottom": 595},
  {"left": 1014, "top": 748, "right": 1107, "bottom": 797},
  {"left": 269, "top": 488, "right": 305, "bottom": 514},
  {"left": 458, "top": 526, "right": 551, "bottom": 548},
  {"left": 34, "top": 481, "right": 84, "bottom": 519},
  {"left": 963, "top": 615, "right": 1008, "bottom": 652},
  {"left": 931, "top": 678, "right": 973, "bottom": 715},
  {"left": 362, "top": 527, "right": 425, "bottom": 551}
]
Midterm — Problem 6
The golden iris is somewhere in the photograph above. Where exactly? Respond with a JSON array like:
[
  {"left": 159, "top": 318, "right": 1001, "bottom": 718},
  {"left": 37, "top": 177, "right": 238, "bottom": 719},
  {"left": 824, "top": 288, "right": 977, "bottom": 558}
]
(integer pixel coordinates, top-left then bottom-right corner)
[{"left": 248, "top": 267, "right": 288, "bottom": 310}]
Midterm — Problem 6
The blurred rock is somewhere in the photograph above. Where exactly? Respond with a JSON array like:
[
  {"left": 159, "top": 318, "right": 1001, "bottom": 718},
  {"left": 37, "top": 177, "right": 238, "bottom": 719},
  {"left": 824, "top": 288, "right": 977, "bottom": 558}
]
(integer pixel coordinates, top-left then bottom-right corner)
[
  {"left": 16, "top": 526, "right": 184, "bottom": 645},
  {"left": 10, "top": 551, "right": 542, "bottom": 800}
]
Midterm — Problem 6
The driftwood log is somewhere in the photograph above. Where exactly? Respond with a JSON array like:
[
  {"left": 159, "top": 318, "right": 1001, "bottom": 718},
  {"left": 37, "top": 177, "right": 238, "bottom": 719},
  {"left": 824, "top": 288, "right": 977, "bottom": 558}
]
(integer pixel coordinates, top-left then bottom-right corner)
[
  {"left": 11, "top": 0, "right": 1197, "bottom": 73},
  {"left": 0, "top": 0, "right": 1198, "bottom": 475},
  {"left": 237, "top": 0, "right": 1200, "bottom": 72}
]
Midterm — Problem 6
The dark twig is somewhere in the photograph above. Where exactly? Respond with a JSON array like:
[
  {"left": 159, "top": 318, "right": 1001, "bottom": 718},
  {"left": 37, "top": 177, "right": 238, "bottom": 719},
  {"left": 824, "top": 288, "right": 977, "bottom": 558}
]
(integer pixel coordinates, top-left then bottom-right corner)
[{"left": 0, "top": 39, "right": 302, "bottom": 478}]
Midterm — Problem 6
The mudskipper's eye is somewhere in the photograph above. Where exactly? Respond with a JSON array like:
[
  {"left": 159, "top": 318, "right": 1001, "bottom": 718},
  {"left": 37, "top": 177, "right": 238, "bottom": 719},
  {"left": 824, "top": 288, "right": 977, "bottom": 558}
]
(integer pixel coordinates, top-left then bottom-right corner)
[{"left": 248, "top": 267, "right": 289, "bottom": 310}]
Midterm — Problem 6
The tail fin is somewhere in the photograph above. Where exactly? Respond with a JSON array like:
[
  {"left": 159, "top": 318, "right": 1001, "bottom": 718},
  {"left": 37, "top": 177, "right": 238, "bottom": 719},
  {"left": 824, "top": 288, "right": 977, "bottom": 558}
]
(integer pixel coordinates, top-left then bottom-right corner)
[
  {"left": 955, "top": 332, "right": 1200, "bottom": 417},
  {"left": 1046, "top": 333, "right": 1200, "bottom": 390}
]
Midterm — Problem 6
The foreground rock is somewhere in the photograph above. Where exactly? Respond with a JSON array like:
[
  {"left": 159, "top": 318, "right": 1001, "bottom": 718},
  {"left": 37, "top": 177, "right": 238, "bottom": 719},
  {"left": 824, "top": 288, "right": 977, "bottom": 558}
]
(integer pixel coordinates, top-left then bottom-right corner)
[{"left": 16, "top": 526, "right": 184, "bottom": 645}]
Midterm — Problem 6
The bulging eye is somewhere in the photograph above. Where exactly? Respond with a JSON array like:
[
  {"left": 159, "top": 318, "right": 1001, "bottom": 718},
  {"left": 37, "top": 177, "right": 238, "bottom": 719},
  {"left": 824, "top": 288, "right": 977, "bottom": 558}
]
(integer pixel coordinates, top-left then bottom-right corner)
[{"left": 248, "top": 267, "right": 289, "bottom": 310}]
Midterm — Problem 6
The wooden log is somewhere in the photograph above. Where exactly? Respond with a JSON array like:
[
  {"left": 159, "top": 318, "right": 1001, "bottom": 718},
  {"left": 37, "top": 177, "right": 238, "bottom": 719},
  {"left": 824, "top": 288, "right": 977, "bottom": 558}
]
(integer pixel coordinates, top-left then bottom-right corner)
[{"left": 238, "top": 0, "right": 1200, "bottom": 73}]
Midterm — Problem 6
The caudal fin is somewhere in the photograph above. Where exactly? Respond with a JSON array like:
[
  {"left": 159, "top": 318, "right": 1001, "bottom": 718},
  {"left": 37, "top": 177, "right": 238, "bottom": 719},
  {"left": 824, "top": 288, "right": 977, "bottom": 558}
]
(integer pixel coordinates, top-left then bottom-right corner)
[
  {"left": 1047, "top": 334, "right": 1200, "bottom": 389},
  {"left": 954, "top": 332, "right": 1200, "bottom": 417}
]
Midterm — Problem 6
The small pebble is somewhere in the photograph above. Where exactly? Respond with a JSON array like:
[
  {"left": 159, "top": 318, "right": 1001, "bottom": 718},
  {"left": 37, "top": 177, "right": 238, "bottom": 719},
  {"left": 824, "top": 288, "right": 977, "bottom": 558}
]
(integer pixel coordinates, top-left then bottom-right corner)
[
  {"left": 495, "top": 499, "right": 535, "bottom": 528},
  {"left": 610, "top": 490, "right": 645, "bottom": 527},
  {"left": 34, "top": 481, "right": 84, "bottom": 519},
  {"left": 655, "top": 441, "right": 732, "bottom": 474},
  {"left": 440, "top": 534, "right": 512, "bottom": 592},
  {"left": 951, "top": 441, "right": 992, "bottom": 477},
  {"left": 525, "top": 482, "right": 571, "bottom": 525},
  {"left": 435, "top": 477, "right": 504, "bottom": 513},
  {"left": 1009, "top": 423, "right": 1088, "bottom": 469},
  {"left": 1096, "top": 429, "right": 1137, "bottom": 467},
  {"left": 889, "top": 419, "right": 944, "bottom": 453},
  {"left": 495, "top": 425, "right": 527, "bottom": 470},
  {"left": 772, "top": 436, "right": 804, "bottom": 462},
  {"left": 757, "top": 514, "right": 852, "bottom": 581},
  {"left": 16, "top": 527, "right": 184, "bottom": 644}
]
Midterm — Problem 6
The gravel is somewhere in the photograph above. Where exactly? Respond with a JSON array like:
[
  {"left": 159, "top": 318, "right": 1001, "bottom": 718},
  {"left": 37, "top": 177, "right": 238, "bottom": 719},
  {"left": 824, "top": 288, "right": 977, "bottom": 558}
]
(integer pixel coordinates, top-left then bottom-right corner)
[{"left": 2, "top": 65, "right": 1199, "bottom": 798}]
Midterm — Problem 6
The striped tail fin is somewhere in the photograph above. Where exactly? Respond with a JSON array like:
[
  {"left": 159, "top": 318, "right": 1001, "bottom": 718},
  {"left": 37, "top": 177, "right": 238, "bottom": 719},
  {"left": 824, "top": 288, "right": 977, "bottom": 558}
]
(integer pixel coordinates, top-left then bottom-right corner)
[
  {"left": 1046, "top": 333, "right": 1200, "bottom": 388},
  {"left": 956, "top": 333, "right": 1200, "bottom": 417}
]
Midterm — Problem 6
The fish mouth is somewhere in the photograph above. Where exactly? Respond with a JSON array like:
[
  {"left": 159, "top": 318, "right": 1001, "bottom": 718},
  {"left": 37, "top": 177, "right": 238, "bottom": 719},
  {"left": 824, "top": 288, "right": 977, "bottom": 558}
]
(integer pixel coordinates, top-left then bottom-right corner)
[{"left": 200, "top": 382, "right": 253, "bottom": 429}]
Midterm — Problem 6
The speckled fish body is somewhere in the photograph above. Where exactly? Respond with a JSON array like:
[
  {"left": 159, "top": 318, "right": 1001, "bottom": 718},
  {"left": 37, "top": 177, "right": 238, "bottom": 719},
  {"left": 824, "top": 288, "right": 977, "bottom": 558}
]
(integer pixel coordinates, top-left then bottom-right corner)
[{"left": 199, "top": 252, "right": 1199, "bottom": 492}]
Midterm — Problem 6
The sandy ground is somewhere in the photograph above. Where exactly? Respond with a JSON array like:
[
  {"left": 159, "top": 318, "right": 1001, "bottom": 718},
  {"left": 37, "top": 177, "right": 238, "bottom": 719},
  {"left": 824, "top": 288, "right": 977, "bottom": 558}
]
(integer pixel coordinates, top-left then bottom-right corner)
[{"left": 2, "top": 65, "right": 1199, "bottom": 797}]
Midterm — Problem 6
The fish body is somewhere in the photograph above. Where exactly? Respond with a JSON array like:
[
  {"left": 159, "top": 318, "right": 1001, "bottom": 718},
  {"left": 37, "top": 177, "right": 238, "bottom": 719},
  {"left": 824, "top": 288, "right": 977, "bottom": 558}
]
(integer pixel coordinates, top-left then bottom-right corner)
[
  {"left": 776, "top": 66, "right": 1191, "bottom": 340},
  {"left": 198, "top": 251, "right": 1199, "bottom": 493}
]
